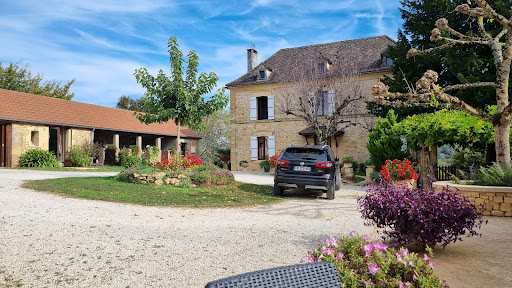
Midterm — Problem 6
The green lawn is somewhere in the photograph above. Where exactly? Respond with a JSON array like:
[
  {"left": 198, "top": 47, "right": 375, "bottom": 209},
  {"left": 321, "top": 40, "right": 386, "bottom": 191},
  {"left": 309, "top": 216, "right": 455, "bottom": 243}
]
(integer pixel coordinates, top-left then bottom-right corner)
[
  {"left": 22, "top": 177, "right": 281, "bottom": 208},
  {"left": 15, "top": 165, "right": 126, "bottom": 173}
]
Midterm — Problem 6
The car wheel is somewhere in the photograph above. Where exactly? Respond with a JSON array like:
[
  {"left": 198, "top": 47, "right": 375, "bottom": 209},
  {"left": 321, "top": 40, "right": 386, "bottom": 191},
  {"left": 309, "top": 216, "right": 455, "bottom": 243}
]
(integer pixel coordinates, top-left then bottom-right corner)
[
  {"left": 335, "top": 173, "right": 342, "bottom": 191},
  {"left": 274, "top": 184, "right": 283, "bottom": 196},
  {"left": 326, "top": 182, "right": 335, "bottom": 200}
]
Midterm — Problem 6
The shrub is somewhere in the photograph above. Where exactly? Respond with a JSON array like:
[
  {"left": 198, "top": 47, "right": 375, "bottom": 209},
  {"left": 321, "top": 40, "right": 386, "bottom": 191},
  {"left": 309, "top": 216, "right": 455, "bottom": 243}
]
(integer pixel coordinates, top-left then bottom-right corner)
[
  {"left": 115, "top": 168, "right": 139, "bottom": 183},
  {"left": 451, "top": 145, "right": 485, "bottom": 172},
  {"left": 367, "top": 110, "right": 411, "bottom": 171},
  {"left": 474, "top": 162, "right": 512, "bottom": 187},
  {"left": 156, "top": 151, "right": 203, "bottom": 172},
  {"left": 301, "top": 233, "right": 447, "bottom": 288},
  {"left": 358, "top": 180, "right": 485, "bottom": 249},
  {"left": 70, "top": 146, "right": 91, "bottom": 167},
  {"left": 18, "top": 149, "right": 59, "bottom": 167},
  {"left": 118, "top": 149, "right": 139, "bottom": 168},
  {"left": 187, "top": 164, "right": 234, "bottom": 186}
]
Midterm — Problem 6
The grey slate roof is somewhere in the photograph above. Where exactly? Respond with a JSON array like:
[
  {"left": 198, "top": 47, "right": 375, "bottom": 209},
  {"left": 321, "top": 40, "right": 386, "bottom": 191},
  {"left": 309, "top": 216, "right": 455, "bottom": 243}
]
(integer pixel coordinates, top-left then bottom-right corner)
[{"left": 226, "top": 35, "right": 395, "bottom": 88}]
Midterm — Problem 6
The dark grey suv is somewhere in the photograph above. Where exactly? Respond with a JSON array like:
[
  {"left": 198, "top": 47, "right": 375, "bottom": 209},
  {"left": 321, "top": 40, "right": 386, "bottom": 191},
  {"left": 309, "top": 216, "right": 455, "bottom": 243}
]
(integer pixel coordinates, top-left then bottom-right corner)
[{"left": 273, "top": 145, "right": 341, "bottom": 199}]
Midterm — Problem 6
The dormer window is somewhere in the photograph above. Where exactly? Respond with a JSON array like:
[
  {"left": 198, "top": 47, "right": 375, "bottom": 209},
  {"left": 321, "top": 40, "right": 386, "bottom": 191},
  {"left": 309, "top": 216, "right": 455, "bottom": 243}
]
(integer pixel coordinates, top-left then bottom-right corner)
[
  {"left": 259, "top": 70, "right": 266, "bottom": 80},
  {"left": 258, "top": 67, "right": 272, "bottom": 81},
  {"left": 319, "top": 63, "right": 326, "bottom": 73},
  {"left": 386, "top": 57, "right": 393, "bottom": 67}
]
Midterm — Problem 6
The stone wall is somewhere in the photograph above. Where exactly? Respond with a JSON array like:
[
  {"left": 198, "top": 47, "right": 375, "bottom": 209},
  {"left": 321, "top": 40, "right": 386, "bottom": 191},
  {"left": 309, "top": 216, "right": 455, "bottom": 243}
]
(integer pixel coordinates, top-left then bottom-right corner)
[
  {"left": 432, "top": 181, "right": 512, "bottom": 217},
  {"left": 11, "top": 123, "right": 49, "bottom": 166},
  {"left": 71, "top": 128, "right": 92, "bottom": 148},
  {"left": 229, "top": 73, "right": 384, "bottom": 171}
]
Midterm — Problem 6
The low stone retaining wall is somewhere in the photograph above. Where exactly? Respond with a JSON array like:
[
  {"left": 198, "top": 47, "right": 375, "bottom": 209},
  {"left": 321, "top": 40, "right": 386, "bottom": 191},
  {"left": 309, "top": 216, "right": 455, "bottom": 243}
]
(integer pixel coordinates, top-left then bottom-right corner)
[
  {"left": 133, "top": 172, "right": 194, "bottom": 187},
  {"left": 432, "top": 181, "right": 512, "bottom": 217}
]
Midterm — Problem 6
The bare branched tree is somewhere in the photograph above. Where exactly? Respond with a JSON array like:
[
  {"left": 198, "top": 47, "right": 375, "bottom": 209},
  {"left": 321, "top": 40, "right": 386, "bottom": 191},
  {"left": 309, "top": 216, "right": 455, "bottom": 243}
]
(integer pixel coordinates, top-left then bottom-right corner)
[
  {"left": 277, "top": 52, "right": 373, "bottom": 145},
  {"left": 372, "top": 0, "right": 512, "bottom": 166}
]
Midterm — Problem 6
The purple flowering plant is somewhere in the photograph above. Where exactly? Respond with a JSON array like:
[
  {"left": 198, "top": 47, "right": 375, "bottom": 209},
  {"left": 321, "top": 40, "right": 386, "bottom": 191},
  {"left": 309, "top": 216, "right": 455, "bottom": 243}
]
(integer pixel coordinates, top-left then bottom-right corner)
[
  {"left": 358, "top": 179, "right": 485, "bottom": 249},
  {"left": 301, "top": 233, "right": 447, "bottom": 287}
]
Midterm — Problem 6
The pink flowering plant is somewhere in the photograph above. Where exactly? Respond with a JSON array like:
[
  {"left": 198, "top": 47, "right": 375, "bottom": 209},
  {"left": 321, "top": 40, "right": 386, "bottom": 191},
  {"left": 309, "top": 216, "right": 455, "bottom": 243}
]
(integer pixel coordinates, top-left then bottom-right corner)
[
  {"left": 301, "top": 233, "right": 447, "bottom": 288},
  {"left": 359, "top": 179, "right": 485, "bottom": 249},
  {"left": 70, "top": 145, "right": 91, "bottom": 167}
]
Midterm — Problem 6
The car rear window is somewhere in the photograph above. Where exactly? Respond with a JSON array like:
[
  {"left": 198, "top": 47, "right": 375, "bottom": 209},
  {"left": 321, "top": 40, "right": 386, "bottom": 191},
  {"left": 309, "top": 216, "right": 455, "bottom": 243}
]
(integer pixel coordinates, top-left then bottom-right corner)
[{"left": 282, "top": 148, "right": 327, "bottom": 161}]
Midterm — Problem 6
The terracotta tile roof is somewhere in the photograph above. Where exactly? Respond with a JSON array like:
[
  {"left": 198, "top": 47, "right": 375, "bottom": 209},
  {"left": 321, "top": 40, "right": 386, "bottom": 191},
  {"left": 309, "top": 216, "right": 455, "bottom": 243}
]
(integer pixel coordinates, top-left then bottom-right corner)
[
  {"left": 227, "top": 35, "right": 395, "bottom": 88},
  {"left": 0, "top": 88, "right": 200, "bottom": 138}
]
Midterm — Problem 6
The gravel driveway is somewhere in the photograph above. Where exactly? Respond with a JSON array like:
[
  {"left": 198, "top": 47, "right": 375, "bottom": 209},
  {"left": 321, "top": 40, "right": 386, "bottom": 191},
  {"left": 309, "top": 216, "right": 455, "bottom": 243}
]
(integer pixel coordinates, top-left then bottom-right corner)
[{"left": 0, "top": 169, "right": 371, "bottom": 287}]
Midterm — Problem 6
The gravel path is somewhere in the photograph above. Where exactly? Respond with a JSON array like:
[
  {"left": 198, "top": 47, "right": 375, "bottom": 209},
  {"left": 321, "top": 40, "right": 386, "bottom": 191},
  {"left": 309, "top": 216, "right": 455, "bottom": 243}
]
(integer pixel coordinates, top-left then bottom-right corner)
[{"left": 0, "top": 169, "right": 371, "bottom": 287}]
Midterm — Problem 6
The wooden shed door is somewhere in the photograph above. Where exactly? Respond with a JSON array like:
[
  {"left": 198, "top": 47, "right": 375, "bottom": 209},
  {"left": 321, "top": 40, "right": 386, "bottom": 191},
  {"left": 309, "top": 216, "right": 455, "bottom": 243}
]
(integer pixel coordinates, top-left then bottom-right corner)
[{"left": 0, "top": 124, "right": 12, "bottom": 167}]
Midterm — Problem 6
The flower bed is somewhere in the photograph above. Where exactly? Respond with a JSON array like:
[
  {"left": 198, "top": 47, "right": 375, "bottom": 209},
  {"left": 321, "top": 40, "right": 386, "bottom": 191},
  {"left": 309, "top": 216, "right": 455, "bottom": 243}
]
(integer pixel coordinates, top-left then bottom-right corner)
[{"left": 302, "top": 233, "right": 447, "bottom": 287}]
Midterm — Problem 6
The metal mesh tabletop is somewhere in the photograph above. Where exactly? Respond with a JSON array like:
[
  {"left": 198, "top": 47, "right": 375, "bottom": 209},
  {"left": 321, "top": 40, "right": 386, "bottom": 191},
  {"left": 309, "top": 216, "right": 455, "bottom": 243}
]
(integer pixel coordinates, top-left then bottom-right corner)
[{"left": 205, "top": 262, "right": 342, "bottom": 288}]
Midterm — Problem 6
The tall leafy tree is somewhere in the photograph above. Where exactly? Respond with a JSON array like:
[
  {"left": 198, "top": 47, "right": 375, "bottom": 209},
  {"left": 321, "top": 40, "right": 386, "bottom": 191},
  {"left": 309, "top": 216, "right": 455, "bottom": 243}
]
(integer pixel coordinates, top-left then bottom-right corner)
[
  {"left": 134, "top": 37, "right": 228, "bottom": 153},
  {"left": 116, "top": 95, "right": 143, "bottom": 111},
  {"left": 370, "top": 0, "right": 509, "bottom": 119},
  {"left": 0, "top": 60, "right": 75, "bottom": 99},
  {"left": 373, "top": 0, "right": 512, "bottom": 166},
  {"left": 199, "top": 108, "right": 230, "bottom": 163}
]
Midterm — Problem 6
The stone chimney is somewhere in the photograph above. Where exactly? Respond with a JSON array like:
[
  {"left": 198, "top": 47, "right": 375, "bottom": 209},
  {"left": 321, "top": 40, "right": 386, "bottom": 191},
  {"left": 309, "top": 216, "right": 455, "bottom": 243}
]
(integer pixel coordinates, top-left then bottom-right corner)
[{"left": 247, "top": 48, "right": 258, "bottom": 72}]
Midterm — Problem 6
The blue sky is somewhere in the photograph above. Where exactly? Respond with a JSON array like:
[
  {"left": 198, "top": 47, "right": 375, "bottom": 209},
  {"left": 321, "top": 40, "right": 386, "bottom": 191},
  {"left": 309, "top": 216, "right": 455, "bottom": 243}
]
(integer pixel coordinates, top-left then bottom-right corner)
[{"left": 0, "top": 0, "right": 403, "bottom": 107}]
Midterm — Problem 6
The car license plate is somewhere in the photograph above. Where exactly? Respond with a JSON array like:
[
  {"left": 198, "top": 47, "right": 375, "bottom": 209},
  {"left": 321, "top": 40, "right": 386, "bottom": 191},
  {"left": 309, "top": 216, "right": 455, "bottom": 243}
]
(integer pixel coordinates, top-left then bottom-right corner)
[{"left": 293, "top": 166, "right": 311, "bottom": 172}]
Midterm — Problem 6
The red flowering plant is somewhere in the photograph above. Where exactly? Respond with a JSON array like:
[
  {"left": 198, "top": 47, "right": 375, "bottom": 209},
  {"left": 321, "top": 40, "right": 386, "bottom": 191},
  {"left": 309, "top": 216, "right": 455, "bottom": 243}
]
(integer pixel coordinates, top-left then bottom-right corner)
[
  {"left": 269, "top": 151, "right": 282, "bottom": 168},
  {"left": 220, "top": 154, "right": 230, "bottom": 162},
  {"left": 380, "top": 159, "right": 419, "bottom": 181}
]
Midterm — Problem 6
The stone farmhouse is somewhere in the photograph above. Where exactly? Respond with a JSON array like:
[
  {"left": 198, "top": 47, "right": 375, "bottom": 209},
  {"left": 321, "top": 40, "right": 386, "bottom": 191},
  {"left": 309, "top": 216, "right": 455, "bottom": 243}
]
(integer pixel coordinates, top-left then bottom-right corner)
[
  {"left": 0, "top": 88, "right": 200, "bottom": 167},
  {"left": 227, "top": 36, "right": 394, "bottom": 171}
]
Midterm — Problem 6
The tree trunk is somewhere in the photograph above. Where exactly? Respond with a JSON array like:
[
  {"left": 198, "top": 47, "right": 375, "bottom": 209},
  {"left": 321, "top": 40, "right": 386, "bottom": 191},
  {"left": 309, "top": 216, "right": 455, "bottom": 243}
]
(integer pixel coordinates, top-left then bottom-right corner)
[
  {"left": 421, "top": 146, "right": 437, "bottom": 189},
  {"left": 176, "top": 116, "right": 181, "bottom": 157},
  {"left": 494, "top": 117, "right": 511, "bottom": 166}
]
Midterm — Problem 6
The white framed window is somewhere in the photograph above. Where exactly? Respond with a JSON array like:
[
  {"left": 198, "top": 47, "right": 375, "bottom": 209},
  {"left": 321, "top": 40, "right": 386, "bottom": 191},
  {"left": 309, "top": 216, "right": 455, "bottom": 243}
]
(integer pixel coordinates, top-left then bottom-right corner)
[
  {"left": 250, "top": 96, "right": 274, "bottom": 120},
  {"left": 250, "top": 136, "right": 275, "bottom": 160}
]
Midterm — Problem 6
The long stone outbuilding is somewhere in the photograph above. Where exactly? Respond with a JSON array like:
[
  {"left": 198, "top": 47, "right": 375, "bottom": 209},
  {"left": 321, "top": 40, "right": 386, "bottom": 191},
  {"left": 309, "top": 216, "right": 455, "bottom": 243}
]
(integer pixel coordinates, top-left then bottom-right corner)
[{"left": 0, "top": 88, "right": 200, "bottom": 167}]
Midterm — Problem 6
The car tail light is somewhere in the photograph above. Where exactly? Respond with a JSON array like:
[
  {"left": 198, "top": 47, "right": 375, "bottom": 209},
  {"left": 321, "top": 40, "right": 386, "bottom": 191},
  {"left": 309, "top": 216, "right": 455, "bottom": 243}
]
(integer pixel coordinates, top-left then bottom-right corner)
[
  {"left": 276, "top": 159, "right": 290, "bottom": 166},
  {"left": 315, "top": 161, "right": 333, "bottom": 168}
]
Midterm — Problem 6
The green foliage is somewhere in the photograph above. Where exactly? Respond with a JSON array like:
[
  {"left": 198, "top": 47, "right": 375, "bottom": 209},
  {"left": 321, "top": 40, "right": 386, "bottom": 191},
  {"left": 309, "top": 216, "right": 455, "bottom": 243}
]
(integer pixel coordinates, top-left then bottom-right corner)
[
  {"left": 375, "top": 1, "right": 510, "bottom": 118},
  {"left": 259, "top": 160, "right": 271, "bottom": 170},
  {"left": 134, "top": 36, "right": 229, "bottom": 151},
  {"left": 116, "top": 95, "right": 144, "bottom": 111},
  {"left": 18, "top": 149, "right": 59, "bottom": 168},
  {"left": 70, "top": 146, "right": 91, "bottom": 167},
  {"left": 396, "top": 110, "right": 494, "bottom": 150},
  {"left": 185, "top": 164, "right": 235, "bottom": 186},
  {"left": 0, "top": 60, "right": 75, "bottom": 99},
  {"left": 199, "top": 108, "right": 230, "bottom": 164},
  {"left": 302, "top": 234, "right": 446, "bottom": 287},
  {"left": 118, "top": 149, "right": 139, "bottom": 168},
  {"left": 106, "top": 144, "right": 117, "bottom": 149},
  {"left": 367, "top": 110, "right": 410, "bottom": 170},
  {"left": 475, "top": 163, "right": 512, "bottom": 187},
  {"left": 451, "top": 146, "right": 486, "bottom": 170}
]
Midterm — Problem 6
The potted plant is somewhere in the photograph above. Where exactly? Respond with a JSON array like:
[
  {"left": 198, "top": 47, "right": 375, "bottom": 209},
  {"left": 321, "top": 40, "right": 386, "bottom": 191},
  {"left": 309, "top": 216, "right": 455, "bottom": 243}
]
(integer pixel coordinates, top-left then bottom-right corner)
[
  {"left": 239, "top": 160, "right": 249, "bottom": 168},
  {"left": 380, "top": 158, "right": 419, "bottom": 189},
  {"left": 220, "top": 154, "right": 230, "bottom": 169},
  {"left": 342, "top": 156, "right": 354, "bottom": 180},
  {"left": 260, "top": 160, "right": 271, "bottom": 172},
  {"left": 364, "top": 159, "right": 375, "bottom": 181},
  {"left": 105, "top": 144, "right": 117, "bottom": 165}
]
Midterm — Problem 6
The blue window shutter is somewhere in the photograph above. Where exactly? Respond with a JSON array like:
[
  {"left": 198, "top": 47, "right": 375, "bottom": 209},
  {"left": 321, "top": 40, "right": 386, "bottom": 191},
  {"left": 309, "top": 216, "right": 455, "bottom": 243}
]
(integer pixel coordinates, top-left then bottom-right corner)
[
  {"left": 327, "top": 90, "right": 335, "bottom": 116},
  {"left": 268, "top": 95, "right": 274, "bottom": 120},
  {"left": 268, "top": 136, "right": 275, "bottom": 158},
  {"left": 250, "top": 97, "right": 257, "bottom": 120},
  {"left": 250, "top": 137, "right": 258, "bottom": 160}
]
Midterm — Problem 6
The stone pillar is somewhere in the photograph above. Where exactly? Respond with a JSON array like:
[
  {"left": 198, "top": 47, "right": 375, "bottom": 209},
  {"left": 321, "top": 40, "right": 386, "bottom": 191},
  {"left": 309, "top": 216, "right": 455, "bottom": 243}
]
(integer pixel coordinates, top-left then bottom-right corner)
[
  {"left": 65, "top": 129, "right": 72, "bottom": 155},
  {"left": 155, "top": 137, "right": 162, "bottom": 160},
  {"left": 136, "top": 136, "right": 142, "bottom": 156},
  {"left": 113, "top": 134, "right": 119, "bottom": 157}
]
